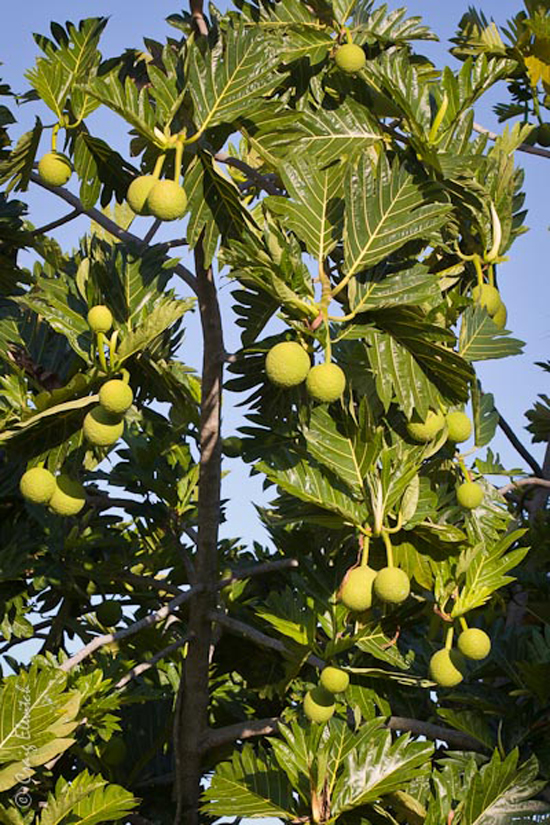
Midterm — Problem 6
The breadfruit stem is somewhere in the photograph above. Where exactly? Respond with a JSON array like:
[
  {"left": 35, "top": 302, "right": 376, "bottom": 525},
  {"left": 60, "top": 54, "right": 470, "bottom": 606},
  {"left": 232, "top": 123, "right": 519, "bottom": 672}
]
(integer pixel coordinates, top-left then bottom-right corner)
[
  {"left": 459, "top": 616, "right": 468, "bottom": 632},
  {"left": 458, "top": 456, "right": 471, "bottom": 483},
  {"left": 360, "top": 534, "right": 370, "bottom": 566},
  {"left": 488, "top": 263, "right": 495, "bottom": 288},
  {"left": 381, "top": 530, "right": 394, "bottom": 567},
  {"left": 119, "top": 368, "right": 131, "bottom": 385},
  {"left": 445, "top": 626, "right": 454, "bottom": 650},
  {"left": 108, "top": 331, "right": 119, "bottom": 370},
  {"left": 96, "top": 332, "right": 109, "bottom": 373},
  {"left": 385, "top": 513, "right": 403, "bottom": 534},
  {"left": 51, "top": 123, "right": 60, "bottom": 152},
  {"left": 473, "top": 255, "right": 484, "bottom": 288},
  {"left": 174, "top": 139, "right": 184, "bottom": 183},
  {"left": 153, "top": 153, "right": 166, "bottom": 180}
]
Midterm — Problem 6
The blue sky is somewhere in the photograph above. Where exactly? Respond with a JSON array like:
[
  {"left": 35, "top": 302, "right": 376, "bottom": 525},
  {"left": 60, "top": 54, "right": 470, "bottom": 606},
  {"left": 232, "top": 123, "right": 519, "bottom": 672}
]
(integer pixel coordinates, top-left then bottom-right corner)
[{"left": 0, "top": 0, "right": 548, "bottom": 551}]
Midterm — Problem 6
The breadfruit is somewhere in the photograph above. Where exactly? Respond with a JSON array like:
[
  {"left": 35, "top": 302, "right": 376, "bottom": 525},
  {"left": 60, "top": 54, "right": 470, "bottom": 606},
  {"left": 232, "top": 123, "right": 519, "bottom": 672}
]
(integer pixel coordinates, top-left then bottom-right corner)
[
  {"left": 265, "top": 341, "right": 310, "bottom": 388},
  {"left": 472, "top": 284, "right": 501, "bottom": 316},
  {"left": 458, "top": 628, "right": 491, "bottom": 660},
  {"left": 306, "top": 363, "right": 346, "bottom": 403},
  {"left": 334, "top": 43, "right": 366, "bottom": 73},
  {"left": 20, "top": 467, "right": 56, "bottom": 505},
  {"left": 538, "top": 123, "right": 550, "bottom": 147},
  {"left": 101, "top": 737, "right": 127, "bottom": 766},
  {"left": 492, "top": 302, "right": 507, "bottom": 329},
  {"left": 96, "top": 600, "right": 123, "bottom": 627},
  {"left": 126, "top": 175, "right": 157, "bottom": 215},
  {"left": 446, "top": 411, "right": 472, "bottom": 443},
  {"left": 37, "top": 152, "right": 72, "bottom": 186},
  {"left": 373, "top": 567, "right": 410, "bottom": 604},
  {"left": 99, "top": 380, "right": 134, "bottom": 415},
  {"left": 456, "top": 481, "right": 484, "bottom": 509},
  {"left": 146, "top": 180, "right": 187, "bottom": 221},
  {"left": 87, "top": 305, "right": 113, "bottom": 334},
  {"left": 49, "top": 475, "right": 86, "bottom": 516},
  {"left": 222, "top": 436, "right": 243, "bottom": 458},
  {"left": 340, "top": 566, "right": 377, "bottom": 612},
  {"left": 429, "top": 648, "right": 466, "bottom": 687},
  {"left": 83, "top": 406, "right": 124, "bottom": 447},
  {"left": 406, "top": 410, "right": 445, "bottom": 443},
  {"left": 303, "top": 686, "right": 335, "bottom": 723},
  {"left": 320, "top": 666, "right": 349, "bottom": 694}
]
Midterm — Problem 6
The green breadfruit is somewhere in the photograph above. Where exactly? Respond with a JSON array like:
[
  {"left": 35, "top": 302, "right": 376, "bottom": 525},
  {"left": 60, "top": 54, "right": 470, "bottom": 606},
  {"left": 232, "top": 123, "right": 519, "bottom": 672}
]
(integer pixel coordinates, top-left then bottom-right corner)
[
  {"left": 303, "top": 687, "right": 335, "bottom": 723},
  {"left": 456, "top": 481, "right": 484, "bottom": 509},
  {"left": 446, "top": 411, "right": 472, "bottom": 443},
  {"left": 126, "top": 174, "right": 157, "bottom": 214},
  {"left": 320, "top": 666, "right": 349, "bottom": 694},
  {"left": 37, "top": 152, "right": 72, "bottom": 186},
  {"left": 49, "top": 475, "right": 86, "bottom": 516},
  {"left": 429, "top": 648, "right": 466, "bottom": 687},
  {"left": 406, "top": 410, "right": 445, "bottom": 443},
  {"left": 472, "top": 283, "right": 501, "bottom": 316},
  {"left": 19, "top": 467, "right": 56, "bottom": 505},
  {"left": 101, "top": 737, "right": 127, "bottom": 766},
  {"left": 538, "top": 123, "right": 550, "bottom": 147},
  {"left": 96, "top": 600, "right": 123, "bottom": 627},
  {"left": 334, "top": 43, "right": 366, "bottom": 73},
  {"left": 306, "top": 363, "right": 346, "bottom": 403},
  {"left": 373, "top": 567, "right": 410, "bottom": 604},
  {"left": 83, "top": 406, "right": 124, "bottom": 447},
  {"left": 146, "top": 180, "right": 187, "bottom": 221},
  {"left": 87, "top": 305, "right": 113, "bottom": 334},
  {"left": 340, "top": 566, "right": 377, "bottom": 612},
  {"left": 458, "top": 628, "right": 491, "bottom": 660},
  {"left": 265, "top": 341, "right": 310, "bottom": 388},
  {"left": 493, "top": 302, "right": 507, "bottom": 329},
  {"left": 99, "top": 380, "right": 134, "bottom": 415}
]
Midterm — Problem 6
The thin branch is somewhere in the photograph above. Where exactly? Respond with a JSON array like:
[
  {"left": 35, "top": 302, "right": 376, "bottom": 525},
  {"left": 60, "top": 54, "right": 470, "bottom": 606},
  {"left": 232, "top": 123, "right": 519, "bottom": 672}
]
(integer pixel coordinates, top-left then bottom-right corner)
[
  {"left": 202, "top": 715, "right": 487, "bottom": 754},
  {"left": 190, "top": 0, "right": 209, "bottom": 36},
  {"left": 473, "top": 122, "right": 550, "bottom": 159},
  {"left": 32, "top": 207, "right": 82, "bottom": 236},
  {"left": 143, "top": 219, "right": 162, "bottom": 245},
  {"left": 498, "top": 476, "right": 550, "bottom": 497},
  {"left": 116, "top": 571, "right": 182, "bottom": 597},
  {"left": 59, "top": 586, "right": 201, "bottom": 672},
  {"left": 219, "top": 558, "right": 298, "bottom": 587},
  {"left": 209, "top": 611, "right": 324, "bottom": 668},
  {"left": 29, "top": 172, "right": 197, "bottom": 293},
  {"left": 115, "top": 634, "right": 192, "bottom": 689},
  {"left": 214, "top": 152, "right": 281, "bottom": 196},
  {"left": 497, "top": 413, "right": 543, "bottom": 477}
]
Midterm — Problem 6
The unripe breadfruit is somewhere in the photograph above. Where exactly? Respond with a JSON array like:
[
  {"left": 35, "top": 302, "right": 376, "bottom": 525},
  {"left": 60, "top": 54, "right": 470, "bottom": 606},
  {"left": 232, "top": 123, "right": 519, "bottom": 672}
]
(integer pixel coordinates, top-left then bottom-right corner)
[
  {"left": 87, "top": 305, "right": 113, "bottom": 334},
  {"left": 126, "top": 175, "right": 157, "bottom": 214},
  {"left": 538, "top": 123, "right": 550, "bottom": 147},
  {"left": 99, "top": 380, "right": 134, "bottom": 415},
  {"left": 429, "top": 648, "right": 466, "bottom": 687},
  {"left": 373, "top": 567, "right": 410, "bottom": 604},
  {"left": 222, "top": 436, "right": 243, "bottom": 458},
  {"left": 458, "top": 628, "right": 491, "bottom": 660},
  {"left": 19, "top": 467, "right": 56, "bottom": 505},
  {"left": 306, "top": 363, "right": 346, "bottom": 403},
  {"left": 96, "top": 600, "right": 123, "bottom": 627},
  {"left": 146, "top": 180, "right": 187, "bottom": 221},
  {"left": 456, "top": 481, "right": 484, "bottom": 509},
  {"left": 406, "top": 410, "right": 445, "bottom": 442},
  {"left": 49, "top": 475, "right": 86, "bottom": 516},
  {"left": 446, "top": 411, "right": 472, "bottom": 443},
  {"left": 334, "top": 43, "right": 366, "bottom": 73},
  {"left": 101, "top": 737, "right": 127, "bottom": 766},
  {"left": 37, "top": 152, "right": 72, "bottom": 186},
  {"left": 320, "top": 666, "right": 349, "bottom": 694},
  {"left": 472, "top": 283, "right": 501, "bottom": 316},
  {"left": 83, "top": 406, "right": 124, "bottom": 447},
  {"left": 340, "top": 566, "right": 377, "bottom": 612},
  {"left": 265, "top": 341, "right": 310, "bottom": 388},
  {"left": 492, "top": 302, "right": 507, "bottom": 329},
  {"left": 303, "top": 687, "right": 335, "bottom": 723}
]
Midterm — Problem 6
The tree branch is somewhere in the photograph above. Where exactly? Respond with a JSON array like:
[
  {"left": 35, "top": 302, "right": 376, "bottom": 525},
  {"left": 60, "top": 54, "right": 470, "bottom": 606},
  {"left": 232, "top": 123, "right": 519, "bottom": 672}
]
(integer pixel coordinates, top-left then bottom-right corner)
[
  {"left": 32, "top": 207, "right": 82, "bottom": 236},
  {"left": 29, "top": 172, "right": 197, "bottom": 293},
  {"left": 498, "top": 476, "right": 550, "bottom": 497},
  {"left": 473, "top": 122, "right": 550, "bottom": 159},
  {"left": 174, "top": 240, "right": 224, "bottom": 825},
  {"left": 219, "top": 558, "right": 298, "bottom": 586},
  {"left": 59, "top": 586, "right": 201, "bottom": 672},
  {"left": 115, "top": 634, "right": 192, "bottom": 689},
  {"left": 497, "top": 413, "right": 543, "bottom": 477},
  {"left": 214, "top": 152, "right": 281, "bottom": 196},
  {"left": 190, "top": 0, "right": 209, "bottom": 36},
  {"left": 143, "top": 219, "right": 162, "bottom": 245}
]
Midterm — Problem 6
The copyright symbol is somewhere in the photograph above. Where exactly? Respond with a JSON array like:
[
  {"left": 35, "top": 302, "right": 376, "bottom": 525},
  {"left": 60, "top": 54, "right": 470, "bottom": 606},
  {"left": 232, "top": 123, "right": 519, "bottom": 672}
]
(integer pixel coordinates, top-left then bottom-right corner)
[{"left": 14, "top": 791, "right": 31, "bottom": 808}]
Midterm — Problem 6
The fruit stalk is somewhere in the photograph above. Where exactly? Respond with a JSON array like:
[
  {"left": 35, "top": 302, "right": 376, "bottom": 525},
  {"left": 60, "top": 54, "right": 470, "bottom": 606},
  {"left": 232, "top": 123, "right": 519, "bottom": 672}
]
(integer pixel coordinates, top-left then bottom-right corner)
[
  {"left": 445, "top": 625, "right": 454, "bottom": 650},
  {"left": 381, "top": 530, "right": 394, "bottom": 568},
  {"left": 360, "top": 534, "right": 370, "bottom": 567}
]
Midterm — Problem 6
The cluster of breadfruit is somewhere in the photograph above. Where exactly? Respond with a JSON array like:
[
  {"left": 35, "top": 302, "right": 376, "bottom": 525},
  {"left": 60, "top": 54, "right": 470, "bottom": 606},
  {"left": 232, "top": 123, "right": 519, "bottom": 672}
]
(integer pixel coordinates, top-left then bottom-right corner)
[
  {"left": 429, "top": 626, "right": 491, "bottom": 687},
  {"left": 473, "top": 282, "right": 507, "bottom": 329},
  {"left": 303, "top": 666, "right": 350, "bottom": 723},
  {"left": 265, "top": 341, "right": 346, "bottom": 403}
]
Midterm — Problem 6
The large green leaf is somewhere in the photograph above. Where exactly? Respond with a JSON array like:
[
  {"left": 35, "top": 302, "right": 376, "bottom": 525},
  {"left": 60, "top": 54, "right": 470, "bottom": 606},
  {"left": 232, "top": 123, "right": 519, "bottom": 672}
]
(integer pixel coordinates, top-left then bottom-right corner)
[
  {"left": 472, "top": 382, "right": 499, "bottom": 447},
  {"left": 459, "top": 306, "right": 524, "bottom": 361},
  {"left": 346, "top": 263, "right": 441, "bottom": 315},
  {"left": 40, "top": 771, "right": 136, "bottom": 825},
  {"left": 0, "top": 119, "right": 43, "bottom": 192},
  {"left": 83, "top": 73, "right": 160, "bottom": 145},
  {"left": 201, "top": 744, "right": 296, "bottom": 818},
  {"left": 116, "top": 297, "right": 194, "bottom": 363},
  {"left": 343, "top": 155, "right": 451, "bottom": 280}
]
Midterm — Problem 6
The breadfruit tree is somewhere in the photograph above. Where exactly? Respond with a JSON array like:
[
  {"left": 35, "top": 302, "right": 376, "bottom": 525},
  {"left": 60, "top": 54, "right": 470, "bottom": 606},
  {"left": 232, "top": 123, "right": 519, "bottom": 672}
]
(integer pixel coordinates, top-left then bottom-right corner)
[{"left": 1, "top": 1, "right": 550, "bottom": 824}]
